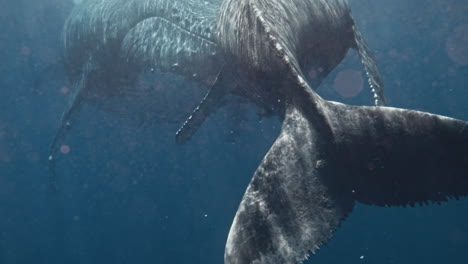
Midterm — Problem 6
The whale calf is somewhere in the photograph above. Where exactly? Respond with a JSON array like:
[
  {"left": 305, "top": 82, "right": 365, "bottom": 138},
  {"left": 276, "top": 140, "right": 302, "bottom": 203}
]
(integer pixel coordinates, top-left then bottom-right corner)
[{"left": 209, "top": 0, "right": 468, "bottom": 263}]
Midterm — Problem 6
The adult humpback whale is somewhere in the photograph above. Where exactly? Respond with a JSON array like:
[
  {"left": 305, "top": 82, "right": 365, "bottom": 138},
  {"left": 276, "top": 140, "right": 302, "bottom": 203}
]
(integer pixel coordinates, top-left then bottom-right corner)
[
  {"left": 50, "top": 0, "right": 385, "bottom": 183},
  {"left": 208, "top": 0, "right": 468, "bottom": 264},
  {"left": 48, "top": 0, "right": 467, "bottom": 262}
]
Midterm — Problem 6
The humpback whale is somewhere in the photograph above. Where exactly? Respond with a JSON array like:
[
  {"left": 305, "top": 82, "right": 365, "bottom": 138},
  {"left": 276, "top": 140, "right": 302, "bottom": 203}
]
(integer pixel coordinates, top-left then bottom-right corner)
[
  {"left": 50, "top": 0, "right": 384, "bottom": 184},
  {"left": 47, "top": 1, "right": 467, "bottom": 262},
  {"left": 203, "top": 0, "right": 468, "bottom": 264}
]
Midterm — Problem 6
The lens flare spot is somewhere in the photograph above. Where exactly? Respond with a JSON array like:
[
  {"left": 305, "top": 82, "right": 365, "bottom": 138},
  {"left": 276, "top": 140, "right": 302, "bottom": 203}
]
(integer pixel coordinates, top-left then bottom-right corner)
[
  {"left": 333, "top": 69, "right": 363, "bottom": 98},
  {"left": 308, "top": 69, "right": 317, "bottom": 79},
  {"left": 60, "top": 86, "right": 69, "bottom": 95},
  {"left": 21, "top": 46, "right": 31, "bottom": 56},
  {"left": 60, "top": 145, "right": 71, "bottom": 154},
  {"left": 446, "top": 24, "right": 468, "bottom": 66}
]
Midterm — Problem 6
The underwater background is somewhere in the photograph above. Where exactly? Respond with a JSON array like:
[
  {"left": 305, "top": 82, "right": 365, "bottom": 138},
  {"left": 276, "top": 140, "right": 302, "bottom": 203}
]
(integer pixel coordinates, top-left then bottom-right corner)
[{"left": 0, "top": 0, "right": 467, "bottom": 263}]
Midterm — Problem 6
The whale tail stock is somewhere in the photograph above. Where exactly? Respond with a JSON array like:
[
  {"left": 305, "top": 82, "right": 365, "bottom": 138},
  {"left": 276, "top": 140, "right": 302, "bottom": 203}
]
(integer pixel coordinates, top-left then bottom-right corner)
[{"left": 225, "top": 84, "right": 468, "bottom": 264}]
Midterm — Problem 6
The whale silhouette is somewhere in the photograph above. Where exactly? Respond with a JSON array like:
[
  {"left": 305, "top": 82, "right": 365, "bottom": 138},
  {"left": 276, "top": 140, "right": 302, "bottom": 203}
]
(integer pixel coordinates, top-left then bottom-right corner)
[{"left": 207, "top": 0, "right": 468, "bottom": 264}]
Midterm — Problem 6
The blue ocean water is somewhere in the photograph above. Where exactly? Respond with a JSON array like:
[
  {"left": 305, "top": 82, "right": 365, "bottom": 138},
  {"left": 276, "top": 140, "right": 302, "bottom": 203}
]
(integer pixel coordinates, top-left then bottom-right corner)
[{"left": 0, "top": 0, "right": 467, "bottom": 263}]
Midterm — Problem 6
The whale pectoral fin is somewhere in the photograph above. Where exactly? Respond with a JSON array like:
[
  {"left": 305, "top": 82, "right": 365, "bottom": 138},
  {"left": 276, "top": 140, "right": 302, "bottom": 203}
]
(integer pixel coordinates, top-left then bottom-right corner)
[
  {"left": 175, "top": 68, "right": 227, "bottom": 143},
  {"left": 225, "top": 107, "right": 354, "bottom": 264},
  {"left": 352, "top": 23, "right": 386, "bottom": 106},
  {"left": 48, "top": 64, "right": 92, "bottom": 188}
]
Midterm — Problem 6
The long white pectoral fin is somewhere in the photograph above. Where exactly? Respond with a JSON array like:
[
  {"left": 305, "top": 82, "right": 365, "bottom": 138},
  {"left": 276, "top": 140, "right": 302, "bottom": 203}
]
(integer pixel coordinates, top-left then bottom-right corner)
[{"left": 175, "top": 68, "right": 227, "bottom": 143}]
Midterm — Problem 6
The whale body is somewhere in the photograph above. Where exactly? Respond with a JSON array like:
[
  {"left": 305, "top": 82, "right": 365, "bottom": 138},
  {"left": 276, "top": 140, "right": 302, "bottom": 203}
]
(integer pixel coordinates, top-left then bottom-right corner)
[
  {"left": 47, "top": 1, "right": 468, "bottom": 263},
  {"left": 50, "top": 0, "right": 384, "bottom": 184},
  {"left": 175, "top": 0, "right": 386, "bottom": 143}
]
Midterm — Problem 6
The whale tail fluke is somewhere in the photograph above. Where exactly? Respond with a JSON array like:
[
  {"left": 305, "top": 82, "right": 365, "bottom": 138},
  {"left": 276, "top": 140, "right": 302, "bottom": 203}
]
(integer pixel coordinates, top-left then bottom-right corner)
[
  {"left": 327, "top": 102, "right": 468, "bottom": 206},
  {"left": 225, "top": 89, "right": 468, "bottom": 264},
  {"left": 224, "top": 104, "right": 355, "bottom": 264}
]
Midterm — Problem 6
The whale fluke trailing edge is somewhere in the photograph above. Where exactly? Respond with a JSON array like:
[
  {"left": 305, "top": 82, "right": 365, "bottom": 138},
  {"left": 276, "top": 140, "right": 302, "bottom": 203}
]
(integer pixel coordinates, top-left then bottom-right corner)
[{"left": 212, "top": 0, "right": 468, "bottom": 263}]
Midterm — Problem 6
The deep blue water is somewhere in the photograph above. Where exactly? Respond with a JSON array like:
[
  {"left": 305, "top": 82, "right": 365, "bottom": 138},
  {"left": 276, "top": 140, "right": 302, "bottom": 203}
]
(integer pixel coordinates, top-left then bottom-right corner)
[{"left": 0, "top": 0, "right": 467, "bottom": 263}]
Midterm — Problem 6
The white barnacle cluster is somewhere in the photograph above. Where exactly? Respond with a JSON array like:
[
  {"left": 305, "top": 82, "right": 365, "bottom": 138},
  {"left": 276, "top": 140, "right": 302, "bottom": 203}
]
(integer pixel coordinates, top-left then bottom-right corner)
[
  {"left": 275, "top": 42, "right": 284, "bottom": 52},
  {"left": 296, "top": 75, "right": 308, "bottom": 89}
]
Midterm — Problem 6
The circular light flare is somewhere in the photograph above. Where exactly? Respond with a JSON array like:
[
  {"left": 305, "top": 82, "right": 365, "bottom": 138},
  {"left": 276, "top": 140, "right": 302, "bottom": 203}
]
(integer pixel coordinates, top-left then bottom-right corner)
[
  {"left": 308, "top": 69, "right": 317, "bottom": 79},
  {"left": 60, "top": 144, "right": 71, "bottom": 154},
  {"left": 21, "top": 46, "right": 31, "bottom": 56},
  {"left": 333, "top": 69, "right": 364, "bottom": 98},
  {"left": 60, "top": 86, "right": 69, "bottom": 95}
]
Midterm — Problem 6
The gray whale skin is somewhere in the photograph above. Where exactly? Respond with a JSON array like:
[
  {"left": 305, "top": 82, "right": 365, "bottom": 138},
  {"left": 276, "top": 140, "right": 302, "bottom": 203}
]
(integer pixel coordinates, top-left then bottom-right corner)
[
  {"left": 50, "top": 1, "right": 468, "bottom": 264},
  {"left": 214, "top": 0, "right": 468, "bottom": 264},
  {"left": 50, "top": 0, "right": 384, "bottom": 182}
]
